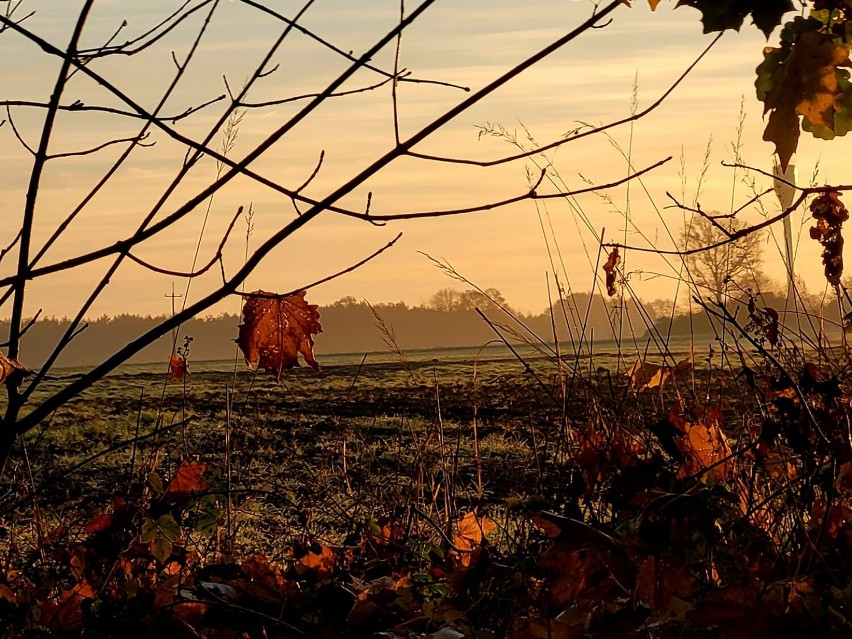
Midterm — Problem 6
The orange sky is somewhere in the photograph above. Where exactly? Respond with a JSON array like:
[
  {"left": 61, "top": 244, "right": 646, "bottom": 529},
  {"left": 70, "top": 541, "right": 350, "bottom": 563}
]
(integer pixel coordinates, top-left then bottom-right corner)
[{"left": 1, "top": 0, "right": 848, "bottom": 320}]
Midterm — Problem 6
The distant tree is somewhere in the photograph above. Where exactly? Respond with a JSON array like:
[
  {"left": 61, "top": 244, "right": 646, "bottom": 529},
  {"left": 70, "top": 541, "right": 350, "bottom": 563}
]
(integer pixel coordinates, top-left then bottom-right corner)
[
  {"left": 680, "top": 215, "right": 772, "bottom": 301},
  {"left": 428, "top": 288, "right": 461, "bottom": 312},
  {"left": 331, "top": 296, "right": 360, "bottom": 308},
  {"left": 428, "top": 288, "right": 507, "bottom": 312}
]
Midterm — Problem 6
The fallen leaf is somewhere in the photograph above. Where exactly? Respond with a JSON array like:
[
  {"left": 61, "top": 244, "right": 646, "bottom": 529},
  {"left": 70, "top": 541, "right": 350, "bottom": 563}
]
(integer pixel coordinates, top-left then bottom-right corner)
[
  {"left": 627, "top": 353, "right": 692, "bottom": 390},
  {"left": 294, "top": 542, "right": 335, "bottom": 581},
  {"left": 237, "top": 290, "right": 322, "bottom": 376},
  {"left": 163, "top": 461, "right": 209, "bottom": 505},
  {"left": 40, "top": 579, "right": 96, "bottom": 632}
]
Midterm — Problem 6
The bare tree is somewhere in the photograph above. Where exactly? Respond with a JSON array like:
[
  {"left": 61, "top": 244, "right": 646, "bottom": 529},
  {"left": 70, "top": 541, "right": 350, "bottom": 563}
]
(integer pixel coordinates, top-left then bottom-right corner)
[
  {"left": 0, "top": 0, "right": 690, "bottom": 473},
  {"left": 680, "top": 214, "right": 771, "bottom": 301}
]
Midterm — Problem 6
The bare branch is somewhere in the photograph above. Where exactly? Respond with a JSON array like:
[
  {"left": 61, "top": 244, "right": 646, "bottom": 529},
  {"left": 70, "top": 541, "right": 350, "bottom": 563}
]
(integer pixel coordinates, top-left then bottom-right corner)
[
  {"left": 76, "top": 0, "right": 214, "bottom": 59},
  {"left": 605, "top": 185, "right": 852, "bottom": 257},
  {"left": 347, "top": 156, "right": 669, "bottom": 222},
  {"left": 238, "top": 75, "right": 399, "bottom": 108},
  {"left": 125, "top": 206, "right": 242, "bottom": 279},
  {"left": 235, "top": 0, "right": 470, "bottom": 92},
  {"left": 238, "top": 232, "right": 403, "bottom": 300},
  {"left": 4, "top": 105, "right": 36, "bottom": 155},
  {"left": 1, "top": 95, "right": 226, "bottom": 123},
  {"left": 47, "top": 132, "right": 154, "bottom": 159}
]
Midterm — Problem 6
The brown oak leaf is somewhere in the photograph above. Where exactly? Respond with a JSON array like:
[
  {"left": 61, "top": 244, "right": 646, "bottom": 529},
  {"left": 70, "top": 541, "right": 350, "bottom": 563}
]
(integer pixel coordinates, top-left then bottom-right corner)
[{"left": 237, "top": 290, "right": 322, "bottom": 376}]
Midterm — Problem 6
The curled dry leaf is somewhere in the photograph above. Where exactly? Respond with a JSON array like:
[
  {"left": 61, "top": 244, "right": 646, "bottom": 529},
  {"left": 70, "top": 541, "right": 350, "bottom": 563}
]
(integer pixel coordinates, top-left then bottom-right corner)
[
  {"left": 0, "top": 351, "right": 30, "bottom": 387},
  {"left": 747, "top": 298, "right": 780, "bottom": 346},
  {"left": 237, "top": 290, "right": 322, "bottom": 376},
  {"left": 809, "top": 191, "right": 848, "bottom": 286},
  {"left": 602, "top": 248, "right": 620, "bottom": 297}
]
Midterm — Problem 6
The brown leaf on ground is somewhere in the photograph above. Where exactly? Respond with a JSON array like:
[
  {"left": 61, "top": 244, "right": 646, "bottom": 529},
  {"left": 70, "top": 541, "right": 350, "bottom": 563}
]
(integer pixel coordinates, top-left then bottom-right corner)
[
  {"left": 294, "top": 542, "right": 335, "bottom": 581},
  {"left": 237, "top": 290, "right": 322, "bottom": 375},
  {"left": 675, "top": 407, "right": 730, "bottom": 482},
  {"left": 633, "top": 552, "right": 697, "bottom": 615},
  {"left": 40, "top": 579, "right": 96, "bottom": 632},
  {"left": 163, "top": 462, "right": 209, "bottom": 505},
  {"left": 602, "top": 248, "right": 620, "bottom": 297},
  {"left": 627, "top": 353, "right": 692, "bottom": 390},
  {"left": 539, "top": 542, "right": 632, "bottom": 610}
]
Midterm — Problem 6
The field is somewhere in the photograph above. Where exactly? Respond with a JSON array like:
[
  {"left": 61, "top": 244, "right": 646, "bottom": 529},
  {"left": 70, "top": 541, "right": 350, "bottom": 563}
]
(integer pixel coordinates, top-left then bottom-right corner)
[{"left": 3, "top": 338, "right": 852, "bottom": 638}]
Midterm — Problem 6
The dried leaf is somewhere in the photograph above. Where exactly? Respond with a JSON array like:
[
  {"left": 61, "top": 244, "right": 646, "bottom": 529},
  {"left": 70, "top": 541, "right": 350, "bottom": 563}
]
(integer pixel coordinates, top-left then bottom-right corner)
[
  {"left": 168, "top": 355, "right": 188, "bottom": 380},
  {"left": 602, "top": 248, "right": 620, "bottom": 297},
  {"left": 40, "top": 579, "right": 96, "bottom": 632},
  {"left": 452, "top": 511, "right": 495, "bottom": 568},
  {"left": 676, "top": 408, "right": 731, "bottom": 482},
  {"left": 0, "top": 351, "right": 30, "bottom": 387},
  {"left": 809, "top": 191, "right": 848, "bottom": 285},
  {"left": 747, "top": 298, "right": 780, "bottom": 345},
  {"left": 163, "top": 462, "right": 209, "bottom": 505},
  {"left": 627, "top": 353, "right": 692, "bottom": 390},
  {"left": 237, "top": 290, "right": 322, "bottom": 375},
  {"left": 294, "top": 542, "right": 335, "bottom": 581}
]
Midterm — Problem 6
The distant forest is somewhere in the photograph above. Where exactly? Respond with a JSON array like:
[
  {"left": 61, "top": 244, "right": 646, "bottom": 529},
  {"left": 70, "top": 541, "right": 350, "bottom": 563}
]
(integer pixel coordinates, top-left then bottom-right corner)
[{"left": 1, "top": 287, "right": 840, "bottom": 369}]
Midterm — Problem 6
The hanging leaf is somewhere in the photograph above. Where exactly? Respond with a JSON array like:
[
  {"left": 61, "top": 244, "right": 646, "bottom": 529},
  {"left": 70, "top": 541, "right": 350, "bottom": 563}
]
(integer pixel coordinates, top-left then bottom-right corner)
[
  {"left": 756, "top": 18, "right": 852, "bottom": 170},
  {"left": 602, "top": 248, "right": 620, "bottom": 297},
  {"left": 676, "top": 0, "right": 794, "bottom": 37},
  {"left": 809, "top": 190, "right": 849, "bottom": 285},
  {"left": 0, "top": 351, "right": 30, "bottom": 387},
  {"left": 673, "top": 407, "right": 731, "bottom": 482},
  {"left": 237, "top": 290, "right": 322, "bottom": 376},
  {"left": 168, "top": 355, "right": 188, "bottom": 380}
]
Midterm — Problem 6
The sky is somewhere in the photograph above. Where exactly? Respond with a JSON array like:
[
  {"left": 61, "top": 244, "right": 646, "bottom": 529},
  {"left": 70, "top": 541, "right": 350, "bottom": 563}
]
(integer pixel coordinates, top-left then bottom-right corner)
[{"left": 0, "top": 0, "right": 848, "bottom": 320}]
